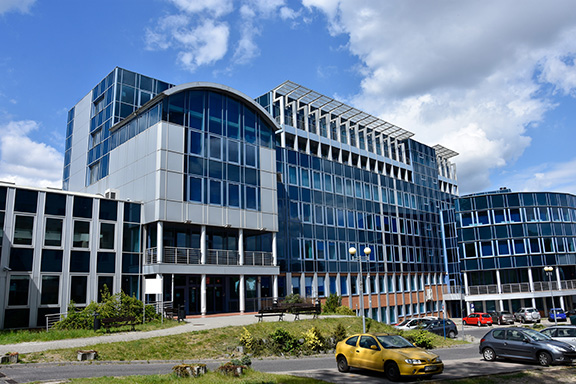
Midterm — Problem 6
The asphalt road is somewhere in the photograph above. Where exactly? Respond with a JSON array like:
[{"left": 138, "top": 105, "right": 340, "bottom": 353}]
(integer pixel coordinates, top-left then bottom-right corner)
[{"left": 0, "top": 341, "right": 541, "bottom": 383}]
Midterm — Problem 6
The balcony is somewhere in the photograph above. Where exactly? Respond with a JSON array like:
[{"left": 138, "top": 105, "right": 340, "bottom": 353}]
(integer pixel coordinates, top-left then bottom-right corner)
[
  {"left": 466, "top": 279, "right": 576, "bottom": 296},
  {"left": 145, "top": 247, "right": 274, "bottom": 266}
]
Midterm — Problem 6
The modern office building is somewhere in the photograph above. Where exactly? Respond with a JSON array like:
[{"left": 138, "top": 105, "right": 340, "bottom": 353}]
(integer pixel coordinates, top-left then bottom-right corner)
[
  {"left": 0, "top": 183, "right": 142, "bottom": 329},
  {"left": 452, "top": 189, "right": 576, "bottom": 315},
  {"left": 0, "top": 67, "right": 459, "bottom": 328}
]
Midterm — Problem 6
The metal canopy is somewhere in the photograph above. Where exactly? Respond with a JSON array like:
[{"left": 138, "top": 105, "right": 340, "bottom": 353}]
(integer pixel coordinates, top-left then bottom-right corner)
[
  {"left": 273, "top": 80, "right": 415, "bottom": 140},
  {"left": 433, "top": 144, "right": 459, "bottom": 159}
]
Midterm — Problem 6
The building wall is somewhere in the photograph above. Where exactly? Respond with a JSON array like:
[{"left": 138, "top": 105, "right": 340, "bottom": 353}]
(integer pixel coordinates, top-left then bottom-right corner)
[
  {"left": 456, "top": 190, "right": 576, "bottom": 314},
  {"left": 0, "top": 184, "right": 141, "bottom": 329}
]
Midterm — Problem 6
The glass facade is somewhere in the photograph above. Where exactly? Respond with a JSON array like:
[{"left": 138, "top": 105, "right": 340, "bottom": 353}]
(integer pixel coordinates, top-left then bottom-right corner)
[{"left": 456, "top": 190, "right": 576, "bottom": 313}]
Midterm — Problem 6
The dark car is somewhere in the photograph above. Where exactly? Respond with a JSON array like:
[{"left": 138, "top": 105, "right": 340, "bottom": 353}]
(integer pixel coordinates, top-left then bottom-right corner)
[
  {"left": 479, "top": 327, "right": 576, "bottom": 366},
  {"left": 488, "top": 310, "right": 514, "bottom": 325},
  {"left": 549, "top": 308, "right": 567, "bottom": 322},
  {"left": 423, "top": 319, "right": 458, "bottom": 339}
]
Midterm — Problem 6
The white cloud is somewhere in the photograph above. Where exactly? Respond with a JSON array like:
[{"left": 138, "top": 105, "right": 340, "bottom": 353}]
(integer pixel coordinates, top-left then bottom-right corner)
[
  {"left": 0, "top": 120, "right": 63, "bottom": 188},
  {"left": 0, "top": 0, "right": 35, "bottom": 14},
  {"left": 302, "top": 0, "right": 576, "bottom": 194},
  {"left": 168, "top": 0, "right": 233, "bottom": 17},
  {"left": 147, "top": 0, "right": 299, "bottom": 71},
  {"left": 505, "top": 158, "right": 576, "bottom": 195}
]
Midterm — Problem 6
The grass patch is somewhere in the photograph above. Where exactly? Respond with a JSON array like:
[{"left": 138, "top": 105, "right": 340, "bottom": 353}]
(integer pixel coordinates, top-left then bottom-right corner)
[
  {"left": 0, "top": 319, "right": 182, "bottom": 345},
  {"left": 68, "top": 369, "right": 330, "bottom": 383},
  {"left": 20, "top": 317, "right": 464, "bottom": 363}
]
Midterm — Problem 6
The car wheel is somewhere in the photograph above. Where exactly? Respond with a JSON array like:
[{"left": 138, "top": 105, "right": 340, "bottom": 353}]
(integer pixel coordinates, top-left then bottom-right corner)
[
  {"left": 537, "top": 351, "right": 552, "bottom": 367},
  {"left": 482, "top": 347, "right": 496, "bottom": 361},
  {"left": 448, "top": 330, "right": 456, "bottom": 338},
  {"left": 337, "top": 355, "right": 349, "bottom": 373},
  {"left": 477, "top": 321, "right": 481, "bottom": 327},
  {"left": 384, "top": 361, "right": 401, "bottom": 382},
  {"left": 498, "top": 319, "right": 502, "bottom": 325},
  {"left": 462, "top": 320, "right": 466, "bottom": 325}
]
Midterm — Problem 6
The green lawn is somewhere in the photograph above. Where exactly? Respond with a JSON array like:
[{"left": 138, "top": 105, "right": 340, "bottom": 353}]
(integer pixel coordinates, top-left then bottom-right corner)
[{"left": 19, "top": 317, "right": 465, "bottom": 363}]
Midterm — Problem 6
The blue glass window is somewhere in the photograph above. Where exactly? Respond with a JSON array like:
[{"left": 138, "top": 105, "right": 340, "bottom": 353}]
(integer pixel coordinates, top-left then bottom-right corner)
[
  {"left": 303, "top": 239, "right": 313, "bottom": 259},
  {"left": 302, "top": 203, "right": 312, "bottom": 223},
  {"left": 335, "top": 177, "right": 343, "bottom": 194},
  {"left": 288, "top": 166, "right": 298, "bottom": 185},
  {"left": 209, "top": 180, "right": 222, "bottom": 205},
  {"left": 337, "top": 209, "right": 345, "bottom": 227},
  {"left": 347, "top": 211, "right": 355, "bottom": 228},
  {"left": 345, "top": 179, "right": 353, "bottom": 196},
  {"left": 245, "top": 144, "right": 257, "bottom": 167},
  {"left": 301, "top": 169, "right": 310, "bottom": 187},
  {"left": 481, "top": 242, "right": 493, "bottom": 256},
  {"left": 245, "top": 186, "right": 257, "bottom": 210},
  {"left": 355, "top": 182, "right": 362, "bottom": 198},
  {"left": 328, "top": 242, "right": 337, "bottom": 260},
  {"left": 326, "top": 207, "right": 335, "bottom": 226},
  {"left": 509, "top": 208, "right": 521, "bottom": 222},
  {"left": 313, "top": 172, "right": 322, "bottom": 190},
  {"left": 324, "top": 174, "right": 333, "bottom": 192},
  {"left": 188, "top": 177, "right": 203, "bottom": 203},
  {"left": 317, "top": 241, "right": 325, "bottom": 259},
  {"left": 529, "top": 238, "right": 540, "bottom": 253},
  {"left": 228, "top": 184, "right": 240, "bottom": 207},
  {"left": 227, "top": 140, "right": 240, "bottom": 163},
  {"left": 228, "top": 164, "right": 241, "bottom": 182},
  {"left": 498, "top": 241, "right": 510, "bottom": 255}
]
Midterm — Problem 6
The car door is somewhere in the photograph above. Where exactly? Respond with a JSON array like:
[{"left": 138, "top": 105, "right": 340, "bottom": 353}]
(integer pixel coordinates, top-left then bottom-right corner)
[
  {"left": 503, "top": 330, "right": 534, "bottom": 360},
  {"left": 356, "top": 335, "right": 382, "bottom": 371},
  {"left": 555, "top": 327, "right": 576, "bottom": 347},
  {"left": 468, "top": 313, "right": 478, "bottom": 325}
]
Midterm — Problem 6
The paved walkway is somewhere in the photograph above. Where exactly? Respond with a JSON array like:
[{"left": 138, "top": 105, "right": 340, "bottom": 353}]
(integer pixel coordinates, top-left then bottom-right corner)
[{"left": 0, "top": 313, "right": 270, "bottom": 355}]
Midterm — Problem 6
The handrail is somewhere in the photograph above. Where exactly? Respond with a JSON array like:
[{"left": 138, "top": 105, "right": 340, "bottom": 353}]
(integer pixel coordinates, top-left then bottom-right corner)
[{"left": 144, "top": 247, "right": 274, "bottom": 266}]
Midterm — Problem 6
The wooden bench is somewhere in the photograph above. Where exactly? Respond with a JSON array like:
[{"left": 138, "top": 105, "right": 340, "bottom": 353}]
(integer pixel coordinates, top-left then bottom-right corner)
[
  {"left": 255, "top": 307, "right": 286, "bottom": 322},
  {"left": 164, "top": 306, "right": 185, "bottom": 322},
  {"left": 290, "top": 304, "right": 321, "bottom": 320},
  {"left": 101, "top": 316, "right": 138, "bottom": 331}
]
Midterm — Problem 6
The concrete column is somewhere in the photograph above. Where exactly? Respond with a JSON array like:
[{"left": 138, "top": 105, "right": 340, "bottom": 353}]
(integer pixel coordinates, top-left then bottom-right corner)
[
  {"left": 201, "top": 274, "right": 207, "bottom": 315},
  {"left": 527, "top": 268, "right": 534, "bottom": 292},
  {"left": 239, "top": 275, "right": 245, "bottom": 313},
  {"left": 157, "top": 221, "right": 163, "bottom": 263},
  {"left": 272, "top": 232, "right": 277, "bottom": 266},
  {"left": 496, "top": 269, "right": 502, "bottom": 294},
  {"left": 238, "top": 229, "right": 244, "bottom": 266},
  {"left": 201, "top": 225, "right": 206, "bottom": 264}
]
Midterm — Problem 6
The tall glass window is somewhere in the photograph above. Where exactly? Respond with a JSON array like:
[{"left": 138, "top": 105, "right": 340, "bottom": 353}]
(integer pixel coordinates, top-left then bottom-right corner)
[
  {"left": 73, "top": 221, "right": 90, "bottom": 248},
  {"left": 44, "top": 218, "right": 63, "bottom": 247},
  {"left": 14, "top": 216, "right": 34, "bottom": 245}
]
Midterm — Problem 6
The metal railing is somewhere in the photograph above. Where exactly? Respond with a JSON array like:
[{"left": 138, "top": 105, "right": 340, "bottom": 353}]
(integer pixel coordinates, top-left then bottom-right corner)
[
  {"left": 45, "top": 312, "right": 66, "bottom": 331},
  {"left": 467, "top": 279, "right": 576, "bottom": 296},
  {"left": 145, "top": 247, "right": 274, "bottom": 266}
]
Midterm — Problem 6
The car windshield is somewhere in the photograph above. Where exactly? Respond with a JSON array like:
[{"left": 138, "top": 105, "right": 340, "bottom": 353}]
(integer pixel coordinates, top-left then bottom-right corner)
[
  {"left": 552, "top": 309, "right": 564, "bottom": 313},
  {"left": 396, "top": 320, "right": 410, "bottom": 327},
  {"left": 523, "top": 328, "right": 551, "bottom": 341},
  {"left": 526, "top": 308, "right": 537, "bottom": 313},
  {"left": 376, "top": 335, "right": 415, "bottom": 349}
]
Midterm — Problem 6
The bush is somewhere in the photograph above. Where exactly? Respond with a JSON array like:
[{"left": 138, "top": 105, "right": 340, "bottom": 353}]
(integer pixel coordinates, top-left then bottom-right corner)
[
  {"left": 322, "top": 294, "right": 341, "bottom": 313},
  {"left": 332, "top": 323, "right": 347, "bottom": 343},
  {"left": 53, "top": 286, "right": 159, "bottom": 330},
  {"left": 269, "top": 328, "right": 299, "bottom": 355},
  {"left": 302, "top": 326, "right": 325, "bottom": 354},
  {"left": 283, "top": 293, "right": 304, "bottom": 305},
  {"left": 239, "top": 327, "right": 263, "bottom": 355},
  {"left": 335, "top": 306, "right": 355, "bottom": 316},
  {"left": 404, "top": 329, "right": 434, "bottom": 349}
]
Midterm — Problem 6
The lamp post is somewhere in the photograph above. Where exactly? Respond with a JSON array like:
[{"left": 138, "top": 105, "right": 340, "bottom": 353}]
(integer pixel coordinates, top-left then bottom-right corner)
[
  {"left": 544, "top": 266, "right": 557, "bottom": 326},
  {"left": 349, "top": 246, "right": 371, "bottom": 334}
]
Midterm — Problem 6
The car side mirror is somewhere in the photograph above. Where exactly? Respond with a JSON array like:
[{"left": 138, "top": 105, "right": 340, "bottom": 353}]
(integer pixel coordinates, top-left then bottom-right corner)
[{"left": 370, "top": 345, "right": 378, "bottom": 350}]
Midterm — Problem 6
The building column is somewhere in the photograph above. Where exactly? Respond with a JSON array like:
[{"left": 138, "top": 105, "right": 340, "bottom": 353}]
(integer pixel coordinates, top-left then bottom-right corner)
[
  {"left": 272, "top": 232, "right": 278, "bottom": 300},
  {"left": 239, "top": 275, "right": 245, "bottom": 313},
  {"left": 157, "top": 222, "right": 164, "bottom": 263},
  {"left": 238, "top": 229, "right": 244, "bottom": 266},
  {"left": 200, "top": 274, "right": 207, "bottom": 316},
  {"left": 496, "top": 269, "right": 502, "bottom": 294},
  {"left": 201, "top": 225, "right": 206, "bottom": 264},
  {"left": 527, "top": 268, "right": 534, "bottom": 292}
]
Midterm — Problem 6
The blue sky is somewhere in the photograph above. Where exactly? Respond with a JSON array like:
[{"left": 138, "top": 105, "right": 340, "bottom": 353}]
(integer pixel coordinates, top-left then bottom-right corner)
[{"left": 1, "top": 0, "right": 576, "bottom": 196}]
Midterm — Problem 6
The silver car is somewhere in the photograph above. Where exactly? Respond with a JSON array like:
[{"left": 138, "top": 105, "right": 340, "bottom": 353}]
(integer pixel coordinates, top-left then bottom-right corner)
[
  {"left": 514, "top": 307, "right": 541, "bottom": 323},
  {"left": 540, "top": 326, "right": 576, "bottom": 348}
]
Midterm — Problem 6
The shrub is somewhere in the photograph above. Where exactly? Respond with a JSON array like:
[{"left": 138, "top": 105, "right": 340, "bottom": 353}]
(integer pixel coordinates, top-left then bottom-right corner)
[
  {"left": 283, "top": 293, "right": 304, "bottom": 305},
  {"left": 239, "top": 327, "right": 262, "bottom": 355},
  {"left": 335, "top": 306, "right": 355, "bottom": 316},
  {"left": 269, "top": 328, "right": 299, "bottom": 355},
  {"left": 302, "top": 326, "right": 325, "bottom": 354},
  {"left": 53, "top": 287, "right": 159, "bottom": 330},
  {"left": 404, "top": 329, "right": 434, "bottom": 349},
  {"left": 332, "top": 323, "right": 347, "bottom": 343},
  {"left": 322, "top": 294, "right": 341, "bottom": 313}
]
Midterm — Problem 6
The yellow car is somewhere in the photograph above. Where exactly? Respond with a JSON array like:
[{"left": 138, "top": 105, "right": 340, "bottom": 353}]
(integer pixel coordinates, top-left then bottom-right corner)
[{"left": 335, "top": 333, "right": 444, "bottom": 381}]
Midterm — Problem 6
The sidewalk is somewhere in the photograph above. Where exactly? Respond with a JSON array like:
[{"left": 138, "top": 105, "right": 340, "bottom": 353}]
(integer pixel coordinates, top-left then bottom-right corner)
[{"left": 0, "top": 313, "right": 265, "bottom": 355}]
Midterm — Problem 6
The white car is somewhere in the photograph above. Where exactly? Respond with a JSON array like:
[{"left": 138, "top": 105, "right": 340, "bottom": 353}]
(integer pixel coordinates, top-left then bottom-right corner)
[
  {"left": 514, "top": 307, "right": 541, "bottom": 323},
  {"left": 540, "top": 326, "right": 576, "bottom": 348},
  {"left": 394, "top": 317, "right": 437, "bottom": 330}
]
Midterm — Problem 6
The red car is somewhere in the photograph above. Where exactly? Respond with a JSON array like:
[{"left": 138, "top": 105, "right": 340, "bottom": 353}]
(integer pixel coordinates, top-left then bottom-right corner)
[{"left": 463, "top": 312, "right": 493, "bottom": 326}]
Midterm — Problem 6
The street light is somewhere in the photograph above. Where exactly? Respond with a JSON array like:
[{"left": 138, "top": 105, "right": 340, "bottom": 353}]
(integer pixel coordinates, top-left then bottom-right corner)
[
  {"left": 544, "top": 266, "right": 557, "bottom": 326},
  {"left": 349, "top": 246, "right": 371, "bottom": 334}
]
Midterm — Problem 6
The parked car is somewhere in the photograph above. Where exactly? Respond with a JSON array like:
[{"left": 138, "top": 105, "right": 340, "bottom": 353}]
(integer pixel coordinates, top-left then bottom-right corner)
[
  {"left": 423, "top": 319, "right": 458, "bottom": 338},
  {"left": 513, "top": 307, "right": 541, "bottom": 323},
  {"left": 393, "top": 317, "right": 436, "bottom": 331},
  {"left": 548, "top": 308, "right": 567, "bottom": 322},
  {"left": 488, "top": 310, "right": 515, "bottom": 325},
  {"left": 479, "top": 327, "right": 576, "bottom": 366},
  {"left": 540, "top": 326, "right": 576, "bottom": 347},
  {"left": 462, "top": 312, "right": 493, "bottom": 327},
  {"left": 335, "top": 333, "right": 444, "bottom": 381}
]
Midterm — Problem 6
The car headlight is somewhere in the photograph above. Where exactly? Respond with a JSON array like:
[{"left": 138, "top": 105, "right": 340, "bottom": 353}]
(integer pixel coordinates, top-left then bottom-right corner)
[
  {"left": 434, "top": 357, "right": 442, "bottom": 363},
  {"left": 549, "top": 344, "right": 569, "bottom": 353},
  {"left": 405, "top": 359, "right": 426, "bottom": 364}
]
